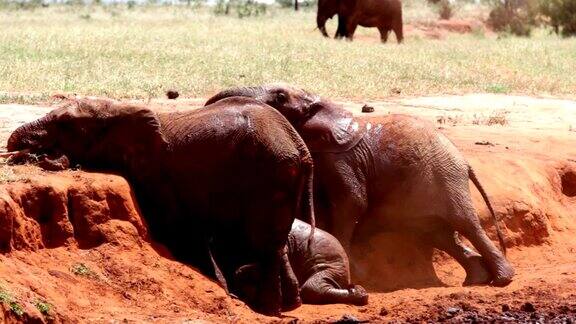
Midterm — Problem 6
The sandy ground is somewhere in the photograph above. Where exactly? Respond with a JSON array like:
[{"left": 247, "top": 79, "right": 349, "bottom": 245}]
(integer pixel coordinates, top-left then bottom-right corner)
[{"left": 0, "top": 93, "right": 575, "bottom": 322}]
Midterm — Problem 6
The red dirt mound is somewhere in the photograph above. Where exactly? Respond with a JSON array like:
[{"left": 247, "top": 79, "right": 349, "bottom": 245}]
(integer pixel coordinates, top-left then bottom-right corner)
[{"left": 0, "top": 166, "right": 271, "bottom": 323}]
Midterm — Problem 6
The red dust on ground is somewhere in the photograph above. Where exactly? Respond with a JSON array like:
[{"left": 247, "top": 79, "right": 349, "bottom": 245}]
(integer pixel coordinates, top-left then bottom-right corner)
[{"left": 0, "top": 94, "right": 575, "bottom": 322}]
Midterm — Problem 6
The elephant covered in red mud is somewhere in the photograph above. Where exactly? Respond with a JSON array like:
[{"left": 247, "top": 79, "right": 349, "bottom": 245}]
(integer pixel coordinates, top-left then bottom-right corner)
[
  {"left": 5, "top": 96, "right": 316, "bottom": 315},
  {"left": 234, "top": 219, "right": 369, "bottom": 306},
  {"left": 206, "top": 85, "right": 515, "bottom": 288}
]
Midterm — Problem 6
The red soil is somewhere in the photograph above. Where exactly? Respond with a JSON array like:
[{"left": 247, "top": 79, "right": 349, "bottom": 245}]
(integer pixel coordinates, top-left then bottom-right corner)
[{"left": 0, "top": 94, "right": 575, "bottom": 322}]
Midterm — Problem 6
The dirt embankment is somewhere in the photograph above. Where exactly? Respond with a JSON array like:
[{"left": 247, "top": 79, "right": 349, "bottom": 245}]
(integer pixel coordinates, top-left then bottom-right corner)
[
  {"left": 0, "top": 168, "right": 271, "bottom": 323},
  {"left": 0, "top": 94, "right": 575, "bottom": 322}
]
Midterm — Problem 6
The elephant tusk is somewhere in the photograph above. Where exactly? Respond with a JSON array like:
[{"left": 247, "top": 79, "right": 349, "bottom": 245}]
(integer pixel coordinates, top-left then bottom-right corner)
[{"left": 0, "top": 149, "right": 30, "bottom": 158}]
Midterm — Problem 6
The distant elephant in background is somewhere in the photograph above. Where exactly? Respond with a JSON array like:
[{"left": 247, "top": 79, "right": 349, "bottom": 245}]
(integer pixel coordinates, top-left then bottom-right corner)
[
  {"left": 317, "top": 0, "right": 404, "bottom": 43},
  {"left": 234, "top": 219, "right": 368, "bottom": 306},
  {"left": 6, "top": 96, "right": 316, "bottom": 315},
  {"left": 205, "top": 85, "right": 515, "bottom": 288}
]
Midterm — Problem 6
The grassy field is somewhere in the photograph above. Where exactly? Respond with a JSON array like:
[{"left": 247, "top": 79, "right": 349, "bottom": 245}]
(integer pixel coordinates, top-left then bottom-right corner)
[{"left": 0, "top": 2, "right": 575, "bottom": 102}]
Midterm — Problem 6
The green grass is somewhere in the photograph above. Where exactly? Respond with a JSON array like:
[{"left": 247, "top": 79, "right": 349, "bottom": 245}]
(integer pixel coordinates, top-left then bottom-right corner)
[
  {"left": 34, "top": 300, "right": 52, "bottom": 316},
  {"left": 0, "top": 287, "right": 25, "bottom": 317},
  {"left": 0, "top": 4, "right": 575, "bottom": 101},
  {"left": 70, "top": 263, "right": 94, "bottom": 277}
]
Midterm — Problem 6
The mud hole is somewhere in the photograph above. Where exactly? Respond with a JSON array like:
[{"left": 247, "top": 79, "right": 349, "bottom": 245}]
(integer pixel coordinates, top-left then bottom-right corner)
[{"left": 0, "top": 94, "right": 575, "bottom": 322}]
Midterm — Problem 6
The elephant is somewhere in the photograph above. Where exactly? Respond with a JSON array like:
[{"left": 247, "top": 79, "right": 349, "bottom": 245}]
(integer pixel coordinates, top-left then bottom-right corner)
[
  {"left": 234, "top": 219, "right": 368, "bottom": 306},
  {"left": 204, "top": 85, "right": 515, "bottom": 288},
  {"left": 5, "top": 96, "right": 316, "bottom": 315},
  {"left": 317, "top": 0, "right": 404, "bottom": 43}
]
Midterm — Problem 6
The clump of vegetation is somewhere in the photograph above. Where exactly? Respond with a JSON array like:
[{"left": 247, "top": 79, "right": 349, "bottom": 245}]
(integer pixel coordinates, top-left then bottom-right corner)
[
  {"left": 437, "top": 0, "right": 454, "bottom": 20},
  {"left": 0, "top": 287, "right": 25, "bottom": 317},
  {"left": 34, "top": 300, "right": 52, "bottom": 316},
  {"left": 540, "top": 0, "right": 576, "bottom": 37},
  {"left": 275, "top": 0, "right": 315, "bottom": 9},
  {"left": 214, "top": 0, "right": 267, "bottom": 18},
  {"left": 486, "top": 83, "right": 510, "bottom": 93},
  {"left": 0, "top": 167, "right": 23, "bottom": 183},
  {"left": 488, "top": 0, "right": 538, "bottom": 37},
  {"left": 472, "top": 110, "right": 510, "bottom": 126},
  {"left": 70, "top": 263, "right": 96, "bottom": 278}
]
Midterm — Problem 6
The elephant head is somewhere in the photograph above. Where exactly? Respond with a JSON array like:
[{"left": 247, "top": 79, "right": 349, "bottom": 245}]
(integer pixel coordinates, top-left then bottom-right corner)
[
  {"left": 6, "top": 97, "right": 167, "bottom": 175},
  {"left": 205, "top": 84, "right": 363, "bottom": 153}
]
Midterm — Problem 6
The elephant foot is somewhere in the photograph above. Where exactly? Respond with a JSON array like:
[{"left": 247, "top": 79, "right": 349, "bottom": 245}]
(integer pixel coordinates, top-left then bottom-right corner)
[
  {"left": 462, "top": 255, "right": 492, "bottom": 286},
  {"left": 491, "top": 262, "right": 515, "bottom": 287},
  {"left": 347, "top": 285, "right": 369, "bottom": 306},
  {"left": 281, "top": 295, "right": 302, "bottom": 312}
]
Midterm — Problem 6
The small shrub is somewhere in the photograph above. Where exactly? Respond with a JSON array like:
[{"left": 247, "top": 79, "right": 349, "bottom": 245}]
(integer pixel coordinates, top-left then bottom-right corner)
[
  {"left": 488, "top": 0, "right": 538, "bottom": 36},
  {"left": 472, "top": 111, "right": 510, "bottom": 126},
  {"left": 438, "top": 0, "right": 454, "bottom": 20},
  {"left": 275, "top": 0, "right": 315, "bottom": 8},
  {"left": 486, "top": 83, "right": 509, "bottom": 93},
  {"left": 9, "top": 302, "right": 24, "bottom": 317},
  {"left": 214, "top": 0, "right": 267, "bottom": 18},
  {"left": 70, "top": 263, "right": 94, "bottom": 277},
  {"left": 540, "top": 0, "right": 576, "bottom": 37},
  {"left": 236, "top": 0, "right": 266, "bottom": 18},
  {"left": 0, "top": 288, "right": 24, "bottom": 317},
  {"left": 486, "top": 111, "right": 509, "bottom": 126},
  {"left": 35, "top": 300, "right": 52, "bottom": 316}
]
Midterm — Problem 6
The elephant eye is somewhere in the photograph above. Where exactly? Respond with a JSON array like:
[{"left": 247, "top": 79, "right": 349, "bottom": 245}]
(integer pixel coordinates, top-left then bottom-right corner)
[{"left": 275, "top": 91, "right": 287, "bottom": 104}]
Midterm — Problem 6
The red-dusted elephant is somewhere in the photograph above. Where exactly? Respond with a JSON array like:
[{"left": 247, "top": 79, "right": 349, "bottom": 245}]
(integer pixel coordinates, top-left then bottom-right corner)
[
  {"left": 5, "top": 96, "right": 316, "bottom": 315},
  {"left": 317, "top": 0, "right": 403, "bottom": 43},
  {"left": 205, "top": 85, "right": 515, "bottom": 288}
]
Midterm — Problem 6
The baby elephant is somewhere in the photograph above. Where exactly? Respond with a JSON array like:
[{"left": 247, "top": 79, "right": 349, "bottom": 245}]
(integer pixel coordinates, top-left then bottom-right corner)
[{"left": 235, "top": 219, "right": 368, "bottom": 306}]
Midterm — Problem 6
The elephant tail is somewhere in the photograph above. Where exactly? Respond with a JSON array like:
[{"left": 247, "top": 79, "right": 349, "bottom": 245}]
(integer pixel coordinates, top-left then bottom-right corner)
[
  {"left": 468, "top": 165, "right": 507, "bottom": 255},
  {"left": 301, "top": 158, "right": 316, "bottom": 248}
]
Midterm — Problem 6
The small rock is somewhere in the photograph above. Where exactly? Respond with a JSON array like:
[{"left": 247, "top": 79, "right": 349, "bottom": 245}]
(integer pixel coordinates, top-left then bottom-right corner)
[
  {"left": 330, "top": 314, "right": 369, "bottom": 324},
  {"left": 361, "top": 104, "right": 375, "bottom": 113},
  {"left": 390, "top": 87, "right": 401, "bottom": 94},
  {"left": 502, "top": 304, "right": 511, "bottom": 312},
  {"left": 475, "top": 141, "right": 494, "bottom": 146},
  {"left": 379, "top": 307, "right": 389, "bottom": 316},
  {"left": 166, "top": 90, "right": 180, "bottom": 100},
  {"left": 500, "top": 315, "right": 516, "bottom": 321},
  {"left": 521, "top": 302, "right": 536, "bottom": 313},
  {"left": 446, "top": 307, "right": 461, "bottom": 317}
]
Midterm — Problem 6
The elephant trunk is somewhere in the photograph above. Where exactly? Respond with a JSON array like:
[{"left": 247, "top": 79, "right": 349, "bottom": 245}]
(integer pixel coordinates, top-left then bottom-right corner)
[
  {"left": 205, "top": 86, "right": 267, "bottom": 106},
  {"left": 7, "top": 117, "right": 48, "bottom": 152}
]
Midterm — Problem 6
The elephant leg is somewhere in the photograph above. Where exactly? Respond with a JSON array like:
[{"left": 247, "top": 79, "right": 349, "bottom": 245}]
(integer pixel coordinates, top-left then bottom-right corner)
[
  {"left": 300, "top": 272, "right": 368, "bottom": 305},
  {"left": 426, "top": 228, "right": 491, "bottom": 286},
  {"left": 280, "top": 246, "right": 302, "bottom": 311},
  {"left": 253, "top": 253, "right": 282, "bottom": 315},
  {"left": 335, "top": 15, "right": 347, "bottom": 39},
  {"left": 377, "top": 26, "right": 390, "bottom": 43},
  {"left": 393, "top": 19, "right": 404, "bottom": 43},
  {"left": 345, "top": 19, "right": 358, "bottom": 41},
  {"left": 448, "top": 202, "right": 514, "bottom": 287},
  {"left": 317, "top": 15, "right": 330, "bottom": 37}
]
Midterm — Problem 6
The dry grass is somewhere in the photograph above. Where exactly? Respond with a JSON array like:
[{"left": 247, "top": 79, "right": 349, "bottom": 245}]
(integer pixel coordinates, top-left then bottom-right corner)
[
  {"left": 0, "top": 165, "right": 35, "bottom": 183},
  {"left": 472, "top": 110, "right": 510, "bottom": 126},
  {"left": 0, "top": 3, "right": 575, "bottom": 101}
]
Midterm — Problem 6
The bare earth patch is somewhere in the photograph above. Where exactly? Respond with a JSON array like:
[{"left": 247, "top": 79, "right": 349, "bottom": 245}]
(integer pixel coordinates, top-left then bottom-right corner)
[{"left": 0, "top": 94, "right": 575, "bottom": 322}]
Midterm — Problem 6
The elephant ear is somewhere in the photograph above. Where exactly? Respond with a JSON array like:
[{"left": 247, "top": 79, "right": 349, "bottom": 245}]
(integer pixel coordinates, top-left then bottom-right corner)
[{"left": 299, "top": 103, "right": 364, "bottom": 153}]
